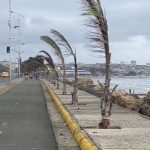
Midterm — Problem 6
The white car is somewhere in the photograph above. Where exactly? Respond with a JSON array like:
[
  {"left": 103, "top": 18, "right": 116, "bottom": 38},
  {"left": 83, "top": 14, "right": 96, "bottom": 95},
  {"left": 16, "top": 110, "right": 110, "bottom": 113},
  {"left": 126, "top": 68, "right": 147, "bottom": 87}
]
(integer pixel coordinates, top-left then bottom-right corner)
[{"left": 25, "top": 75, "right": 28, "bottom": 79}]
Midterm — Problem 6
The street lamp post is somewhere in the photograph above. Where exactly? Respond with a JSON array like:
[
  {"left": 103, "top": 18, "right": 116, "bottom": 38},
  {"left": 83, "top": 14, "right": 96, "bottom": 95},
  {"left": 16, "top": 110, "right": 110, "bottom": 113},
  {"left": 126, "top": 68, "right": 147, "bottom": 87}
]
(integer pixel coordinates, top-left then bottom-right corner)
[
  {"left": 13, "top": 13, "right": 24, "bottom": 78},
  {"left": 12, "top": 44, "right": 24, "bottom": 78},
  {"left": 18, "top": 43, "right": 23, "bottom": 78},
  {"left": 9, "top": 9, "right": 24, "bottom": 78},
  {"left": 18, "top": 50, "right": 21, "bottom": 78},
  {"left": 8, "top": 0, "right": 12, "bottom": 80}
]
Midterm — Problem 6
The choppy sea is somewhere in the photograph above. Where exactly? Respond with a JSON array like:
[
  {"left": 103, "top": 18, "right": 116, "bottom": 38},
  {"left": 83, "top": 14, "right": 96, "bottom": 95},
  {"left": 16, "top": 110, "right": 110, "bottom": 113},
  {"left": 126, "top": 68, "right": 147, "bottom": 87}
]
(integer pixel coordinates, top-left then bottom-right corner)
[{"left": 90, "top": 76, "right": 150, "bottom": 94}]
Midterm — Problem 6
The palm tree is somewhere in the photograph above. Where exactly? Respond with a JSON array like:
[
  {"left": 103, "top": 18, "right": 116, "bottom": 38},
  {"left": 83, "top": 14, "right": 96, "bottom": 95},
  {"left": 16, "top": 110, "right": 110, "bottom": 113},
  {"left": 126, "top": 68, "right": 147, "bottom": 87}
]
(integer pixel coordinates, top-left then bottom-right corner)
[
  {"left": 51, "top": 29, "right": 78, "bottom": 105},
  {"left": 39, "top": 50, "right": 59, "bottom": 89},
  {"left": 81, "top": 0, "right": 118, "bottom": 128},
  {"left": 40, "top": 36, "right": 67, "bottom": 94}
]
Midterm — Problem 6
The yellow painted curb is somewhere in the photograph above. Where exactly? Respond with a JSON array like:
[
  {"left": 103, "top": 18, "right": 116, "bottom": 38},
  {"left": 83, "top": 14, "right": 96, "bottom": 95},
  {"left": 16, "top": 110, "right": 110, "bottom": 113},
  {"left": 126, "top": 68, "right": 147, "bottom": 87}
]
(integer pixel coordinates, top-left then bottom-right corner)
[{"left": 42, "top": 80, "right": 98, "bottom": 150}]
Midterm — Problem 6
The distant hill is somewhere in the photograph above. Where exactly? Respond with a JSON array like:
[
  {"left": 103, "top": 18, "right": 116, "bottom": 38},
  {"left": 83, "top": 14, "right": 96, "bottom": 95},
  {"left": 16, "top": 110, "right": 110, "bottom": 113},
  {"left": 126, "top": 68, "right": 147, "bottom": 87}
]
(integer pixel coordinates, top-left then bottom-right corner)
[{"left": 0, "top": 64, "right": 8, "bottom": 72}]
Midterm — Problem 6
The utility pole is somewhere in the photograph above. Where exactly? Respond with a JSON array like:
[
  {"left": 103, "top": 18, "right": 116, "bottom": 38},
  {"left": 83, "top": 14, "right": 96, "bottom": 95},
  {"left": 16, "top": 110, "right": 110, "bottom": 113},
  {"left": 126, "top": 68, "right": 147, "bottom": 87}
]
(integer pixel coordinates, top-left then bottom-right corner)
[
  {"left": 8, "top": 0, "right": 12, "bottom": 80},
  {"left": 18, "top": 40, "right": 21, "bottom": 78},
  {"left": 16, "top": 18, "right": 21, "bottom": 78},
  {"left": 15, "top": 18, "right": 23, "bottom": 78},
  {"left": 8, "top": 0, "right": 24, "bottom": 79},
  {"left": 11, "top": 11, "right": 24, "bottom": 78}
]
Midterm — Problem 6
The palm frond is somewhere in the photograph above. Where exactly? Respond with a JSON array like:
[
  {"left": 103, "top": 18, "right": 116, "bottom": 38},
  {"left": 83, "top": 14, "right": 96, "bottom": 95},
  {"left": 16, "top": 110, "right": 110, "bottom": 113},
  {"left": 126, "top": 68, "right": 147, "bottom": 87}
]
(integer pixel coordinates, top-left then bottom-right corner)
[
  {"left": 40, "top": 50, "right": 53, "bottom": 60},
  {"left": 51, "top": 29, "right": 75, "bottom": 57},
  {"left": 38, "top": 54, "right": 55, "bottom": 70},
  {"left": 39, "top": 50, "right": 55, "bottom": 68},
  {"left": 40, "top": 36, "right": 63, "bottom": 62},
  {"left": 40, "top": 54, "right": 59, "bottom": 78},
  {"left": 81, "top": 0, "right": 109, "bottom": 53}
]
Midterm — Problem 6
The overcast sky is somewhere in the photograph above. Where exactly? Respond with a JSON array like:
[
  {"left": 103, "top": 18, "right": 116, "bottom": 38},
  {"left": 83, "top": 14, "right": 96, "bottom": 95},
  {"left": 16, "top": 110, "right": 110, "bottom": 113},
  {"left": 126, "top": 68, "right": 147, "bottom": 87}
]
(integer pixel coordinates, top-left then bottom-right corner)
[{"left": 0, "top": 0, "right": 150, "bottom": 65}]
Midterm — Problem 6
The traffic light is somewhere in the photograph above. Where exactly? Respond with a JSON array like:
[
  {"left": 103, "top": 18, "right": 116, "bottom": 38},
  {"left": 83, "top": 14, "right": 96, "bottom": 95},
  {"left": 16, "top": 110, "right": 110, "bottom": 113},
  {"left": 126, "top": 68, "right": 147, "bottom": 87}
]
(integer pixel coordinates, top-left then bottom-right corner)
[{"left": 7, "top": 46, "right": 10, "bottom": 53}]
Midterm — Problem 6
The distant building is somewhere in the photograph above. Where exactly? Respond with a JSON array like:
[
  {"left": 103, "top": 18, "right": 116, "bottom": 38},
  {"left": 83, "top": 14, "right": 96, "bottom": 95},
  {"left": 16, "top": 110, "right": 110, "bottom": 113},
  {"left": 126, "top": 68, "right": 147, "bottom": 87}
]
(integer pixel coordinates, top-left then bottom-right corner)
[
  {"left": 146, "top": 63, "right": 150, "bottom": 66},
  {"left": 131, "top": 60, "right": 136, "bottom": 66},
  {"left": 60, "top": 70, "right": 92, "bottom": 76},
  {"left": 120, "top": 61, "right": 125, "bottom": 65}
]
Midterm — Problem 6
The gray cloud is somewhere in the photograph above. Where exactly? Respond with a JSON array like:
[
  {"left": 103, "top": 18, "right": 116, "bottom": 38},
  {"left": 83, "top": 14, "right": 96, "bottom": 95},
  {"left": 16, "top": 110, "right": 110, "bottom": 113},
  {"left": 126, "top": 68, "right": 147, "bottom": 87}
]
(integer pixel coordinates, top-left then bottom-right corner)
[
  {"left": 0, "top": 0, "right": 150, "bottom": 64},
  {"left": 102, "top": 0, "right": 150, "bottom": 41}
]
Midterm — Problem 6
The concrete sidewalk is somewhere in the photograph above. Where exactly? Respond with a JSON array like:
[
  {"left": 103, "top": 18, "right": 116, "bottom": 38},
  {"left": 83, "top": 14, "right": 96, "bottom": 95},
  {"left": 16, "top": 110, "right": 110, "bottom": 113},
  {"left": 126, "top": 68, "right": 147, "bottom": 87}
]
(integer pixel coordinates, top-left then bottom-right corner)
[
  {"left": 0, "top": 79, "right": 58, "bottom": 150},
  {"left": 48, "top": 81, "right": 150, "bottom": 150}
]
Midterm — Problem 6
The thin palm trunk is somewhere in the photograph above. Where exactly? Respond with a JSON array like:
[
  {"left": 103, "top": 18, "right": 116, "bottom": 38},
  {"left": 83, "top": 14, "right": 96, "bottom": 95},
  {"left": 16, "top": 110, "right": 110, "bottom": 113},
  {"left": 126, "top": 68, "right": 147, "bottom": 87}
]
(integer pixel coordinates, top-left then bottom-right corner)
[
  {"left": 49, "top": 69, "right": 54, "bottom": 83},
  {"left": 50, "top": 29, "right": 78, "bottom": 104},
  {"left": 56, "top": 78, "right": 59, "bottom": 89},
  {"left": 72, "top": 51, "right": 78, "bottom": 104},
  {"left": 54, "top": 69, "right": 59, "bottom": 89},
  {"left": 62, "top": 57, "right": 67, "bottom": 94}
]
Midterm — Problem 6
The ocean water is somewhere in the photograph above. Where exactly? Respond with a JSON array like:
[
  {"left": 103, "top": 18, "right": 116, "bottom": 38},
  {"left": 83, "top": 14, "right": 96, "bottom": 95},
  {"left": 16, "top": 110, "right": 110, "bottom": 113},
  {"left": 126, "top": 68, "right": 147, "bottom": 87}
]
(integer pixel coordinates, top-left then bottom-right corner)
[{"left": 90, "top": 76, "right": 150, "bottom": 94}]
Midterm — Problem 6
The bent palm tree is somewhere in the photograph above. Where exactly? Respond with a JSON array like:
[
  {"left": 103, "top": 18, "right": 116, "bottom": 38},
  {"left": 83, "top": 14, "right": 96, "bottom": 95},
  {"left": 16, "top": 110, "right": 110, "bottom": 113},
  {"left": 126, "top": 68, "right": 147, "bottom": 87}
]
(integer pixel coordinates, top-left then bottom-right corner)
[
  {"left": 39, "top": 50, "right": 59, "bottom": 89},
  {"left": 81, "top": 0, "right": 118, "bottom": 128},
  {"left": 51, "top": 29, "right": 78, "bottom": 105},
  {"left": 40, "top": 36, "right": 67, "bottom": 94}
]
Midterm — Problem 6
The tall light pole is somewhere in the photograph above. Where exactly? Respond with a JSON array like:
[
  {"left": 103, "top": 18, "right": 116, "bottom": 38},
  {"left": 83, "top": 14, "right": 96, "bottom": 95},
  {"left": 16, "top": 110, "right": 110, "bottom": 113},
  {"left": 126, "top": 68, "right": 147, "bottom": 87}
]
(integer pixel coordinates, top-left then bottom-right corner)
[
  {"left": 8, "top": 0, "right": 12, "bottom": 80},
  {"left": 11, "top": 11, "right": 24, "bottom": 78},
  {"left": 12, "top": 46, "right": 22, "bottom": 78},
  {"left": 18, "top": 46, "right": 21, "bottom": 78},
  {"left": 18, "top": 43, "right": 24, "bottom": 78},
  {"left": 14, "top": 23, "right": 23, "bottom": 78}
]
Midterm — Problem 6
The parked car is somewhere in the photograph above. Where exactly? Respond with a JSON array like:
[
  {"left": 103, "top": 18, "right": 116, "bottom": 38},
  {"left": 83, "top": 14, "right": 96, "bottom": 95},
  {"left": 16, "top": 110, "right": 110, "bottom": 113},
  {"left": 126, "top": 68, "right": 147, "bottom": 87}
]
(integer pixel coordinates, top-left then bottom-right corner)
[
  {"left": 0, "top": 72, "right": 9, "bottom": 78},
  {"left": 25, "top": 75, "right": 28, "bottom": 80}
]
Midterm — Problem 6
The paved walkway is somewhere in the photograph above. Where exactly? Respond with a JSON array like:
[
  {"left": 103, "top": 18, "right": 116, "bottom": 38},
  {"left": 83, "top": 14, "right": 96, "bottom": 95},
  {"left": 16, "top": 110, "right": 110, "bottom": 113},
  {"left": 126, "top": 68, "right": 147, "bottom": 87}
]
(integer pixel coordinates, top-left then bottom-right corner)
[
  {"left": 48, "top": 82, "right": 150, "bottom": 150},
  {"left": 0, "top": 79, "right": 58, "bottom": 150}
]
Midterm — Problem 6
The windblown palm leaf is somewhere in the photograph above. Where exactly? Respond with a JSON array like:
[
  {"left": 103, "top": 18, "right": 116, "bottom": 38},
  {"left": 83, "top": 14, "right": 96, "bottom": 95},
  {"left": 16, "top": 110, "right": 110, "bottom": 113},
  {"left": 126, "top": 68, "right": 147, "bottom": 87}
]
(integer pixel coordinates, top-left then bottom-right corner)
[
  {"left": 38, "top": 53, "right": 58, "bottom": 78},
  {"left": 81, "top": 0, "right": 108, "bottom": 53},
  {"left": 50, "top": 29, "right": 78, "bottom": 104},
  {"left": 51, "top": 29, "right": 75, "bottom": 57},
  {"left": 40, "top": 36, "right": 64, "bottom": 62},
  {"left": 82, "top": 0, "right": 117, "bottom": 128},
  {"left": 50, "top": 29, "right": 77, "bottom": 79},
  {"left": 39, "top": 50, "right": 55, "bottom": 69},
  {"left": 40, "top": 35, "right": 67, "bottom": 94}
]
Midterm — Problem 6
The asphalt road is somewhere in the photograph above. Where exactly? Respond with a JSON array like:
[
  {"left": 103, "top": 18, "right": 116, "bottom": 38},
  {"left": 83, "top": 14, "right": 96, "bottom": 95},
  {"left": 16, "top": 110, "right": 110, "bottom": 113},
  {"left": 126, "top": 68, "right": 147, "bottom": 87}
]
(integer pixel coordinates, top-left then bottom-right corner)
[{"left": 0, "top": 79, "right": 58, "bottom": 150}]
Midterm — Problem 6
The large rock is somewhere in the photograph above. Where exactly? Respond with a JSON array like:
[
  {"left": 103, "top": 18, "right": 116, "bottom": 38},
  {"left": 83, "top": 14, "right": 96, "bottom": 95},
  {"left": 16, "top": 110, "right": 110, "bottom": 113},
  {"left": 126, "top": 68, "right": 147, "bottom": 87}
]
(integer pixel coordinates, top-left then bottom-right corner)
[
  {"left": 143, "top": 91, "right": 150, "bottom": 104},
  {"left": 139, "top": 91, "right": 150, "bottom": 117},
  {"left": 138, "top": 103, "right": 150, "bottom": 117}
]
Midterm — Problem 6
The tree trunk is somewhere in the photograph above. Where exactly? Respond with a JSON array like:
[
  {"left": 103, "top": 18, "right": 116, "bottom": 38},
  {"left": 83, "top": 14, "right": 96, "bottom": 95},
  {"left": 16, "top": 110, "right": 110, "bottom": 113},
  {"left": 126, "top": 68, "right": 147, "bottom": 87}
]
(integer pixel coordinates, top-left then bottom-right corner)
[
  {"left": 62, "top": 58, "right": 67, "bottom": 95},
  {"left": 99, "top": 46, "right": 112, "bottom": 128},
  {"left": 56, "top": 78, "right": 59, "bottom": 89},
  {"left": 72, "top": 53, "right": 78, "bottom": 105},
  {"left": 99, "top": 118, "right": 110, "bottom": 129}
]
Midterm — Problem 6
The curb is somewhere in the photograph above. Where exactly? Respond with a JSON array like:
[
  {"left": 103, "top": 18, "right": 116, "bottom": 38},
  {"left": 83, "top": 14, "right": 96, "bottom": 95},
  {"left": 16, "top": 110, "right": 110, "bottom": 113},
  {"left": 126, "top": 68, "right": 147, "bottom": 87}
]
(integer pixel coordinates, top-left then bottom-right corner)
[{"left": 42, "top": 80, "right": 98, "bottom": 150}]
